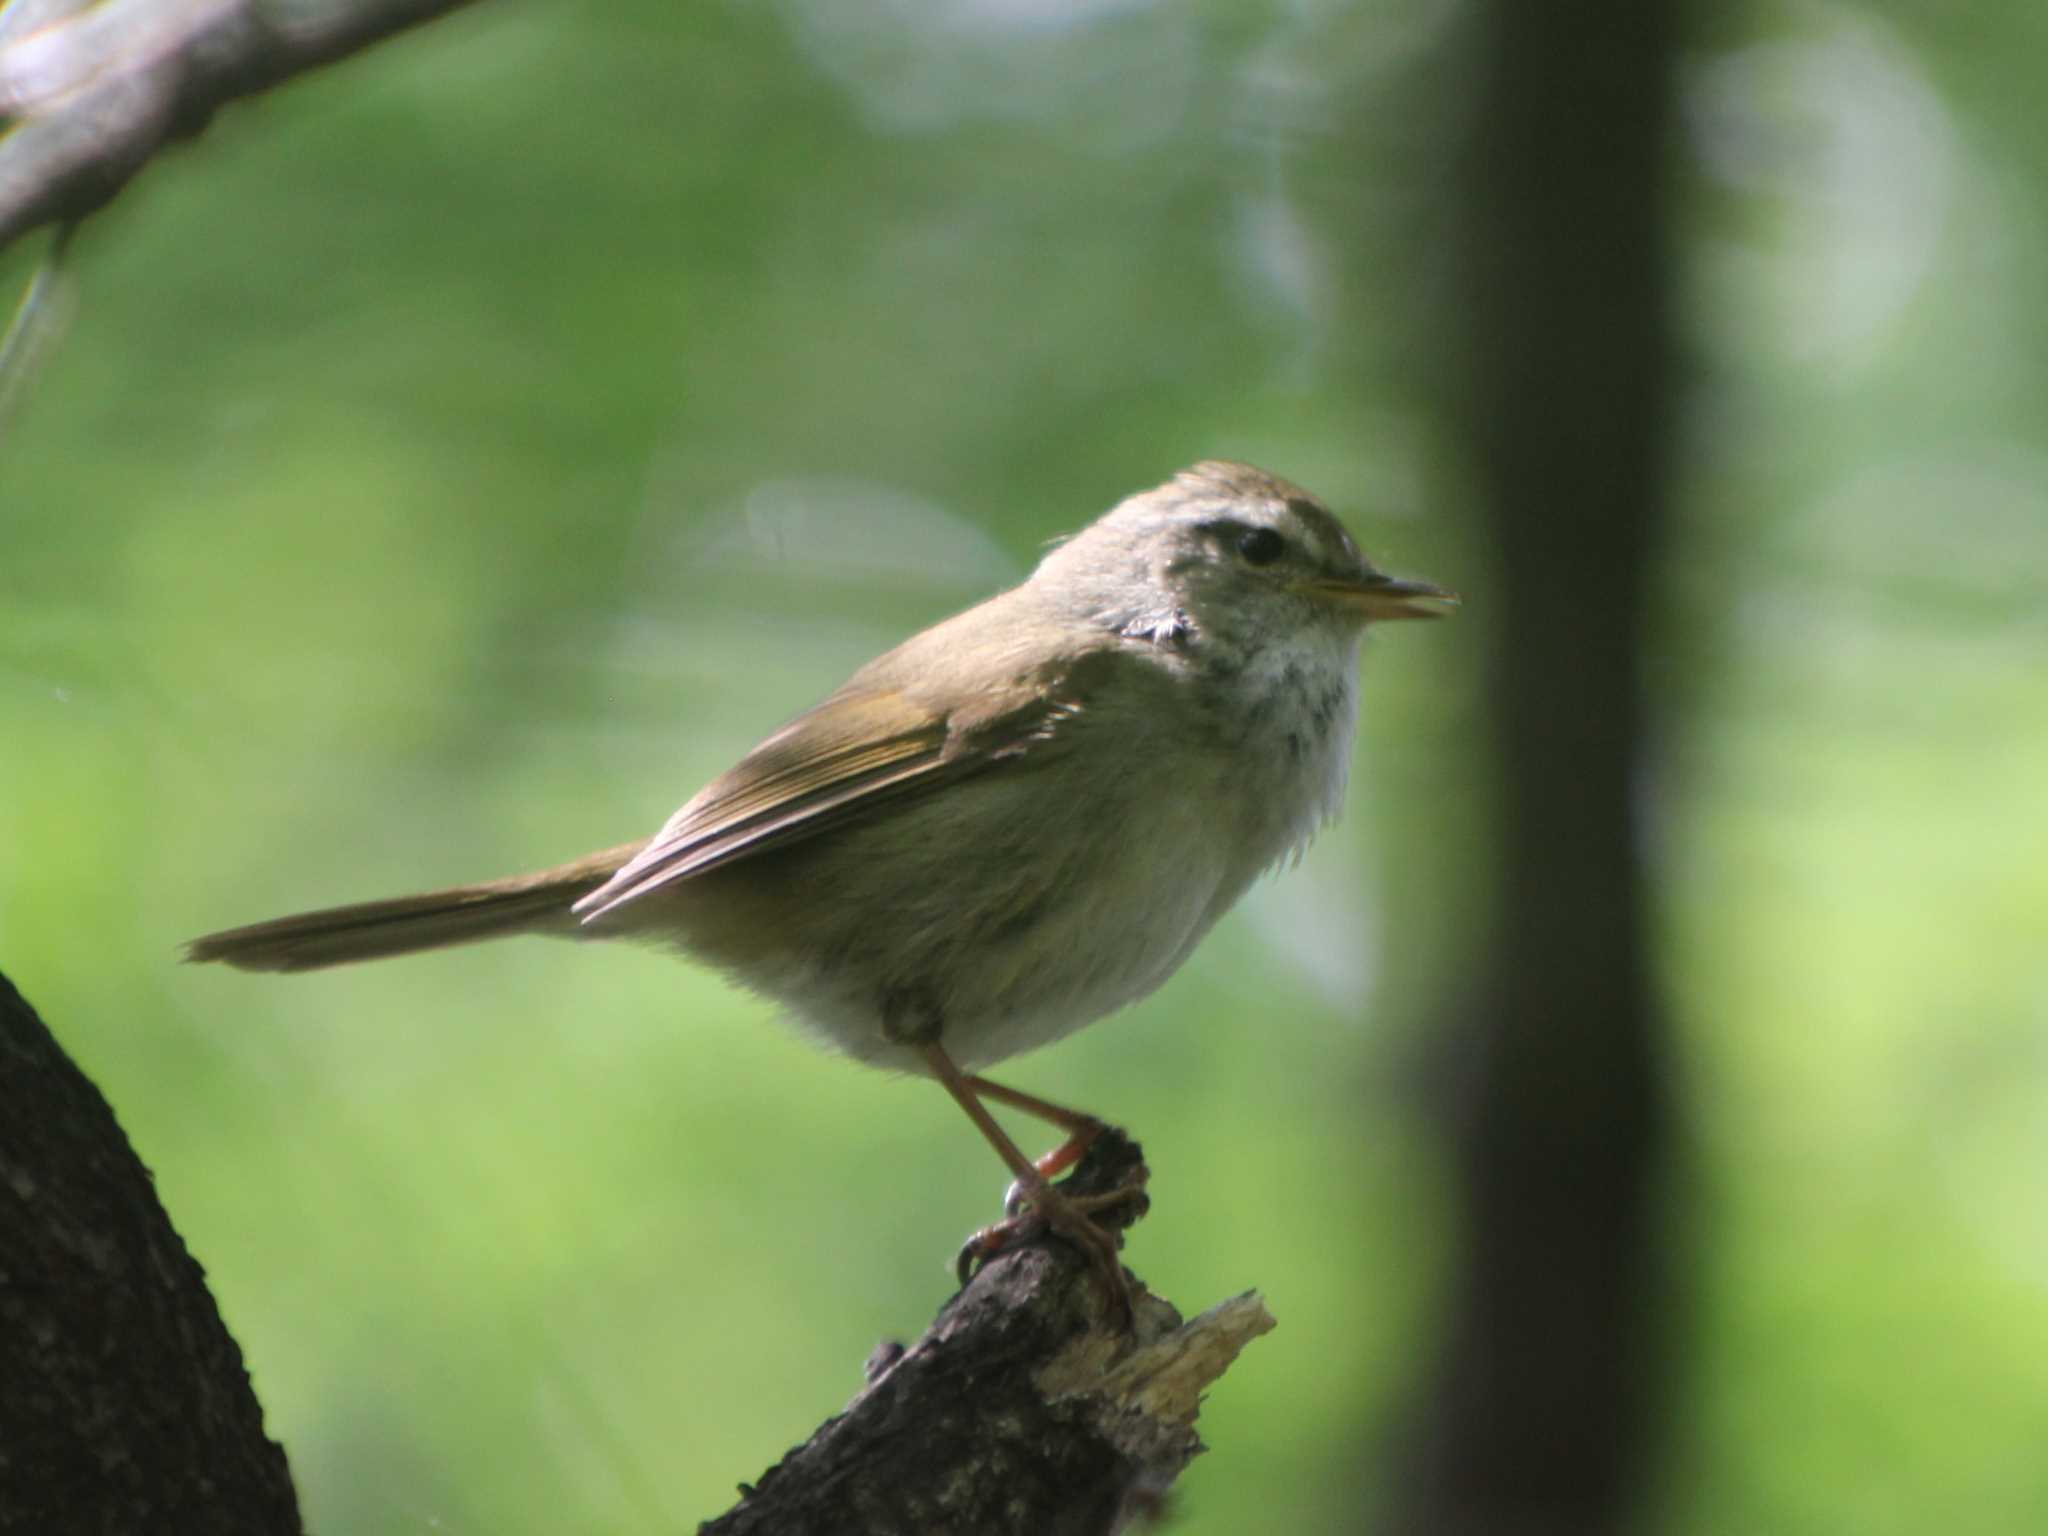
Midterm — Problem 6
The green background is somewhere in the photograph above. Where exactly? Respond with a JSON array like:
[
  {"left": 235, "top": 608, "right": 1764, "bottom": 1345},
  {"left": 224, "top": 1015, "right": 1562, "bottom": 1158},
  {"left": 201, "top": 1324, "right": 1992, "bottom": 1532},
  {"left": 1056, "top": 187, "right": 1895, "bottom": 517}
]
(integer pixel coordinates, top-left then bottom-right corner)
[{"left": 2, "top": 1, "right": 2044, "bottom": 1530}]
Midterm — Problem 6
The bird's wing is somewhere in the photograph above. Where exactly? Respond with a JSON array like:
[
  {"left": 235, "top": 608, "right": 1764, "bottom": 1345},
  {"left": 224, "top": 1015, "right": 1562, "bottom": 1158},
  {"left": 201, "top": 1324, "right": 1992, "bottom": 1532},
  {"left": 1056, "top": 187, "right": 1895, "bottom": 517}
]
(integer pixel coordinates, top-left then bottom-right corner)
[{"left": 571, "top": 647, "right": 1116, "bottom": 923}]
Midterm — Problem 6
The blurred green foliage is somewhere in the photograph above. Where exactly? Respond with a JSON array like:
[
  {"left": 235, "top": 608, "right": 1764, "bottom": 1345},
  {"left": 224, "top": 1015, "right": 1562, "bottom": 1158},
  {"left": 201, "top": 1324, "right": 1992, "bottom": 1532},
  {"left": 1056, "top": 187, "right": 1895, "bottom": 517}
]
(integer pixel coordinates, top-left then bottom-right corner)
[{"left": 1, "top": 1, "right": 2043, "bottom": 1531}]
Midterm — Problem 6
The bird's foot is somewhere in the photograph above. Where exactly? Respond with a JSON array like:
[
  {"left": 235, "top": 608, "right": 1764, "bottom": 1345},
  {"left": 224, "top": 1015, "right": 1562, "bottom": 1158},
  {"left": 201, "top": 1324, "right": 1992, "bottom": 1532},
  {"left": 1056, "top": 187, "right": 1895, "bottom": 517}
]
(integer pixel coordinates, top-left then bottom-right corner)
[
  {"left": 956, "top": 1133, "right": 1151, "bottom": 1324},
  {"left": 1001, "top": 1117, "right": 1108, "bottom": 1217}
]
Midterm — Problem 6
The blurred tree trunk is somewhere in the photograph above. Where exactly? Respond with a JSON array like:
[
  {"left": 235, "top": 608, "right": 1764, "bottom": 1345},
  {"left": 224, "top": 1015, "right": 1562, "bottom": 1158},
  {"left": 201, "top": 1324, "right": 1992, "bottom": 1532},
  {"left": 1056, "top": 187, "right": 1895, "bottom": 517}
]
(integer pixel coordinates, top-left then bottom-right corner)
[
  {"left": 0, "top": 971, "right": 303, "bottom": 1533},
  {"left": 1391, "top": 2, "right": 1682, "bottom": 1532}
]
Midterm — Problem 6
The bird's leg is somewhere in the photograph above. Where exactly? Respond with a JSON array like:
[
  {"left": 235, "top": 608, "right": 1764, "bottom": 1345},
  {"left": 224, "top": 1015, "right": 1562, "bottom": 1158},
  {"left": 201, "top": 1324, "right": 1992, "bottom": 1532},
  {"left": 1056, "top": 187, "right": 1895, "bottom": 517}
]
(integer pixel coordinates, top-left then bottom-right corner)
[
  {"left": 963, "top": 1073, "right": 1106, "bottom": 1207},
  {"left": 920, "top": 1044, "right": 1137, "bottom": 1322},
  {"left": 957, "top": 1072, "right": 1148, "bottom": 1227}
]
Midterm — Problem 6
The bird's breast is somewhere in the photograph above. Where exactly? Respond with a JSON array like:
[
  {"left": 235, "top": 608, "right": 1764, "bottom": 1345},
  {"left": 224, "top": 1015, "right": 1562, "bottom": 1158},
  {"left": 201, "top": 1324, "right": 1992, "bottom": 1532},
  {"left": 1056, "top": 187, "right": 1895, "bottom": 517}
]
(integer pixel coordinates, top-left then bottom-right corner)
[{"left": 640, "top": 635, "right": 1360, "bottom": 1074}]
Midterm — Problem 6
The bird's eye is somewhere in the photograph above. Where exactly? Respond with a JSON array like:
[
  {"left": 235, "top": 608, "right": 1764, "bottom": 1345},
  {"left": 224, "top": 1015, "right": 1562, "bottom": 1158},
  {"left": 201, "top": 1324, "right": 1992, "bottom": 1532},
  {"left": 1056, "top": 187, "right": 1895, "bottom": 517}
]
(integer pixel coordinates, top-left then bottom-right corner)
[{"left": 1237, "top": 527, "right": 1286, "bottom": 567}]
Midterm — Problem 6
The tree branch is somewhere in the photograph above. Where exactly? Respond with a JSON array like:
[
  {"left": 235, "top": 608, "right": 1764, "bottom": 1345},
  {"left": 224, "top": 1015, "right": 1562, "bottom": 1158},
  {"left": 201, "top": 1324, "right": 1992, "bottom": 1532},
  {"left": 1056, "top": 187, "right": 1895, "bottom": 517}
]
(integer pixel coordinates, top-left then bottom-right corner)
[
  {"left": 0, "top": 0, "right": 481, "bottom": 254},
  {"left": 703, "top": 1129, "right": 1275, "bottom": 1535}
]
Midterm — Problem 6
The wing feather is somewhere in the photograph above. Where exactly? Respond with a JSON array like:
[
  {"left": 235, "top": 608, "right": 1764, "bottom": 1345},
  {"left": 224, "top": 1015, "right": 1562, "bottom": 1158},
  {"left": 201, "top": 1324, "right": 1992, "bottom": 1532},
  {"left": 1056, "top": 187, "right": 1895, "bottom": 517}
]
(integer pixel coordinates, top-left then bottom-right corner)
[{"left": 571, "top": 651, "right": 1104, "bottom": 922}]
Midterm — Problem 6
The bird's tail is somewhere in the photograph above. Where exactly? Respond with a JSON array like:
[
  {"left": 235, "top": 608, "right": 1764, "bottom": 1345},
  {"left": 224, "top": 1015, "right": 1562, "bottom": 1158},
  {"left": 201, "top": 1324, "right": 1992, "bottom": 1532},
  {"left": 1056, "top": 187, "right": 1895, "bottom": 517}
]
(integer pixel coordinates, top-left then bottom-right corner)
[{"left": 183, "top": 841, "right": 647, "bottom": 973}]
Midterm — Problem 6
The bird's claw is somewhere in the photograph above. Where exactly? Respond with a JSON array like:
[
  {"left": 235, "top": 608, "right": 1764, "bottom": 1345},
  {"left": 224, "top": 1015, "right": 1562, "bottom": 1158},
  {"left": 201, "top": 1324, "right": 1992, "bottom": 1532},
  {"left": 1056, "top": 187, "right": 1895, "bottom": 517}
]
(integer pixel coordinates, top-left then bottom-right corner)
[
  {"left": 955, "top": 1176, "right": 1150, "bottom": 1298},
  {"left": 956, "top": 1220, "right": 1018, "bottom": 1287}
]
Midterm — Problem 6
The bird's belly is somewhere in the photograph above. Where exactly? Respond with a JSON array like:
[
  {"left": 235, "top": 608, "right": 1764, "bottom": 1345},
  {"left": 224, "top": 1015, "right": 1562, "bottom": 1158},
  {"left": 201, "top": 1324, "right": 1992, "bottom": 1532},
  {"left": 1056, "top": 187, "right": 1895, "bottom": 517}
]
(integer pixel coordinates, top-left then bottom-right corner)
[{"left": 634, "top": 768, "right": 1233, "bottom": 1073}]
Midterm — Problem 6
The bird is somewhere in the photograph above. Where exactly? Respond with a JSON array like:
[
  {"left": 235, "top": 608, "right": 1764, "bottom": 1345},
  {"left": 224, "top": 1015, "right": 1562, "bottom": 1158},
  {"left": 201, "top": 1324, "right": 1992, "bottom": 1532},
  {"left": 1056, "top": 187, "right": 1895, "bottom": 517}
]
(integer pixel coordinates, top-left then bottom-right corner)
[{"left": 187, "top": 460, "right": 1457, "bottom": 1314}]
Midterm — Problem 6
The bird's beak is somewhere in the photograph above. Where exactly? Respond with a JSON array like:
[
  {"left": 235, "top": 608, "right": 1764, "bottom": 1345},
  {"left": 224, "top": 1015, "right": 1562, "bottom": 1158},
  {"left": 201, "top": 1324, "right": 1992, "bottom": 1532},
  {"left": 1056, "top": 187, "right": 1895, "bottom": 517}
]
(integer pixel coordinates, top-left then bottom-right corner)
[{"left": 1318, "top": 571, "right": 1461, "bottom": 621}]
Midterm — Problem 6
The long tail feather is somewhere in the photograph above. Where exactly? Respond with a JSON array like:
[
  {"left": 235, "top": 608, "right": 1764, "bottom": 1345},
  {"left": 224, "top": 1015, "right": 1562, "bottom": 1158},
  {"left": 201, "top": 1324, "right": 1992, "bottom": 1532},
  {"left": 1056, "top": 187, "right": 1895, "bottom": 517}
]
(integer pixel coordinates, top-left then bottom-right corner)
[{"left": 184, "top": 841, "right": 645, "bottom": 973}]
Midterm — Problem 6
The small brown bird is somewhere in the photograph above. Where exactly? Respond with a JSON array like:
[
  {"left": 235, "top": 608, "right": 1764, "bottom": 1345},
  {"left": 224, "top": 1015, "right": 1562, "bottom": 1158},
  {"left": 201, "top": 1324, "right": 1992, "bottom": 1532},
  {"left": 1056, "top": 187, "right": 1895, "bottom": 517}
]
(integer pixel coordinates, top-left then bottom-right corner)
[{"left": 189, "top": 461, "right": 1456, "bottom": 1312}]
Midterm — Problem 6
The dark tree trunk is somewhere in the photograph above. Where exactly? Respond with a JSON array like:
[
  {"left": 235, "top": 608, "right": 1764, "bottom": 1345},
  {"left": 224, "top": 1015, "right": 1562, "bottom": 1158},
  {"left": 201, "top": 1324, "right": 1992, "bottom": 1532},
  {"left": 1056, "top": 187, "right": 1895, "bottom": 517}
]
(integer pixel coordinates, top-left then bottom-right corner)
[
  {"left": 0, "top": 970, "right": 303, "bottom": 1532},
  {"left": 1392, "top": 3, "right": 1683, "bottom": 1532}
]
